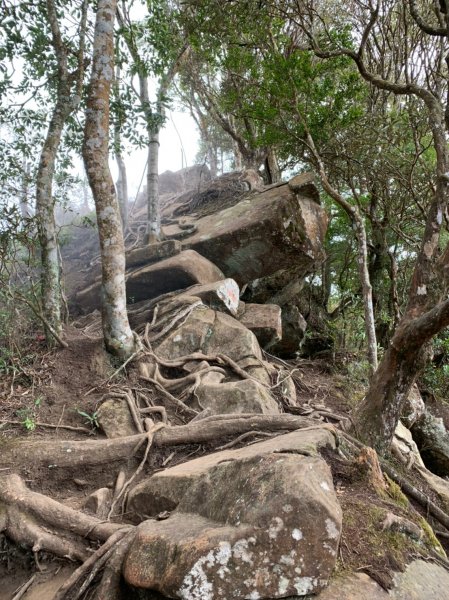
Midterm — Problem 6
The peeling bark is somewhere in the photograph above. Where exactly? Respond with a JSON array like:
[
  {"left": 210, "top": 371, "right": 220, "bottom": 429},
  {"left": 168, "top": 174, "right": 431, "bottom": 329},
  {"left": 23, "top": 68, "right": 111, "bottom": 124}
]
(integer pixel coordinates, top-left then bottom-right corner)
[{"left": 83, "top": 0, "right": 135, "bottom": 359}]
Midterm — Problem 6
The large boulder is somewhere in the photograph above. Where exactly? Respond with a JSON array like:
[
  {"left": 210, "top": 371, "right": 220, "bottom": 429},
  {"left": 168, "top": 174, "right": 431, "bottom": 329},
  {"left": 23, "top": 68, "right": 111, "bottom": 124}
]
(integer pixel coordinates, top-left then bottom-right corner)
[
  {"left": 125, "top": 239, "right": 182, "bottom": 270},
  {"left": 238, "top": 303, "right": 282, "bottom": 348},
  {"left": 160, "top": 176, "right": 327, "bottom": 286},
  {"left": 195, "top": 379, "right": 280, "bottom": 415},
  {"left": 124, "top": 427, "right": 341, "bottom": 599},
  {"left": 76, "top": 250, "right": 224, "bottom": 313},
  {"left": 156, "top": 307, "right": 262, "bottom": 368}
]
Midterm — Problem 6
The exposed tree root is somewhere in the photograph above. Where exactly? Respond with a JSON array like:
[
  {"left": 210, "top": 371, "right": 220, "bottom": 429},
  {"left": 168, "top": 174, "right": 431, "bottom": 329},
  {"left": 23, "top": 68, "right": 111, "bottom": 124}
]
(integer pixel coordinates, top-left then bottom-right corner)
[
  {"left": 0, "top": 414, "right": 318, "bottom": 470},
  {"left": 53, "top": 528, "right": 135, "bottom": 600}
]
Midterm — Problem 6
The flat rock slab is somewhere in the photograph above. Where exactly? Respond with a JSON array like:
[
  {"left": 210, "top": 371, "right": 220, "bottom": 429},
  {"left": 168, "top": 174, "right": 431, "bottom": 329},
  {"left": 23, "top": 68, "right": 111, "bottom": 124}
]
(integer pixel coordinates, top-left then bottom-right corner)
[
  {"left": 124, "top": 427, "right": 341, "bottom": 599},
  {"left": 238, "top": 303, "right": 282, "bottom": 348},
  {"left": 126, "top": 239, "right": 182, "bottom": 269},
  {"left": 312, "top": 559, "right": 449, "bottom": 599},
  {"left": 76, "top": 250, "right": 224, "bottom": 313},
  {"left": 126, "top": 250, "right": 224, "bottom": 304},
  {"left": 178, "top": 180, "right": 327, "bottom": 285}
]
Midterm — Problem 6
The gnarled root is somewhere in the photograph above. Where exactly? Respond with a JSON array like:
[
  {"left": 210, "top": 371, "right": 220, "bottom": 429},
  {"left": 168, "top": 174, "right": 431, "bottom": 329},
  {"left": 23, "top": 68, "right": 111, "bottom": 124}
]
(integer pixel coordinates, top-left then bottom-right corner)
[
  {"left": 0, "top": 414, "right": 319, "bottom": 470},
  {"left": 0, "top": 473, "right": 129, "bottom": 562}
]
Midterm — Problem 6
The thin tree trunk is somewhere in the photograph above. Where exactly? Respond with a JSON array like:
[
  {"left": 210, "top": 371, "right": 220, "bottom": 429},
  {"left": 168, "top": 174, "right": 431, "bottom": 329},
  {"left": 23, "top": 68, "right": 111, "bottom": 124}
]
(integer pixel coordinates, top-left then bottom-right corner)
[
  {"left": 83, "top": 0, "right": 135, "bottom": 360},
  {"left": 147, "top": 126, "right": 161, "bottom": 242},
  {"left": 265, "top": 146, "right": 281, "bottom": 183},
  {"left": 36, "top": 92, "right": 69, "bottom": 345},
  {"left": 304, "top": 130, "right": 378, "bottom": 373},
  {"left": 114, "top": 65, "right": 128, "bottom": 230},
  {"left": 20, "top": 159, "right": 31, "bottom": 219},
  {"left": 35, "top": 0, "right": 87, "bottom": 347},
  {"left": 115, "top": 153, "right": 128, "bottom": 230}
]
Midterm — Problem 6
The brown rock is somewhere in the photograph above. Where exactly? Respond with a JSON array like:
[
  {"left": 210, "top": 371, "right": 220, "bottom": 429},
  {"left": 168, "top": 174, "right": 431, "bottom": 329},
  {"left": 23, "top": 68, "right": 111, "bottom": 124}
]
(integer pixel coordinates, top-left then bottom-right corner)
[
  {"left": 124, "top": 427, "right": 341, "bottom": 599},
  {"left": 178, "top": 179, "right": 327, "bottom": 285},
  {"left": 181, "top": 278, "right": 240, "bottom": 316},
  {"left": 97, "top": 398, "right": 137, "bottom": 439},
  {"left": 155, "top": 308, "right": 263, "bottom": 369},
  {"left": 126, "top": 239, "right": 182, "bottom": 270},
  {"left": 271, "top": 305, "right": 307, "bottom": 357},
  {"left": 288, "top": 172, "right": 320, "bottom": 202},
  {"left": 83, "top": 488, "right": 112, "bottom": 520},
  {"left": 76, "top": 250, "right": 224, "bottom": 313},
  {"left": 195, "top": 378, "right": 279, "bottom": 415},
  {"left": 238, "top": 302, "right": 282, "bottom": 348},
  {"left": 126, "top": 249, "right": 224, "bottom": 305}
]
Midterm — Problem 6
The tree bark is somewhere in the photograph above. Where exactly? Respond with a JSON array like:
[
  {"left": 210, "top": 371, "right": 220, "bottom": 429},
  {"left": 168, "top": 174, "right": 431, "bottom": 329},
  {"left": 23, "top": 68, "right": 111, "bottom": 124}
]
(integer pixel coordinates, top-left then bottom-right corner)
[
  {"left": 83, "top": 0, "right": 135, "bottom": 360},
  {"left": 35, "top": 0, "right": 87, "bottom": 346},
  {"left": 113, "top": 66, "right": 128, "bottom": 230},
  {"left": 147, "top": 126, "right": 162, "bottom": 242}
]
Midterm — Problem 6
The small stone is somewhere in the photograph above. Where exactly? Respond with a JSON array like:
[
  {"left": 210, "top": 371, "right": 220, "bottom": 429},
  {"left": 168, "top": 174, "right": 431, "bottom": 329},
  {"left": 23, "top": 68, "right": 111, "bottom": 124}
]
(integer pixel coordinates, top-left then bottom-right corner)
[{"left": 97, "top": 397, "right": 137, "bottom": 439}]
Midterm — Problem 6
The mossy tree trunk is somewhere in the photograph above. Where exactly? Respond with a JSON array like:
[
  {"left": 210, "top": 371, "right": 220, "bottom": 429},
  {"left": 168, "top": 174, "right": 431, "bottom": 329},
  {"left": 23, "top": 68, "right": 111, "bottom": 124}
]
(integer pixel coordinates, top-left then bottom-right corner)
[
  {"left": 36, "top": 0, "right": 87, "bottom": 346},
  {"left": 83, "top": 0, "right": 135, "bottom": 360}
]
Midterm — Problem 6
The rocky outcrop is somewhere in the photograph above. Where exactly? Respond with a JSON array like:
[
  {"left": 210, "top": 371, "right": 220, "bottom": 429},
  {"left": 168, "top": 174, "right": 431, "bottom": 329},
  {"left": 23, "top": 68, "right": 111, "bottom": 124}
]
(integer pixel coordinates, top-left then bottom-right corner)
[
  {"left": 126, "top": 239, "right": 182, "bottom": 270},
  {"left": 124, "top": 427, "right": 341, "bottom": 599},
  {"left": 76, "top": 250, "right": 224, "bottom": 313},
  {"left": 238, "top": 302, "right": 282, "bottom": 348},
  {"left": 161, "top": 177, "right": 327, "bottom": 286},
  {"left": 411, "top": 411, "right": 449, "bottom": 476},
  {"left": 195, "top": 378, "right": 279, "bottom": 415}
]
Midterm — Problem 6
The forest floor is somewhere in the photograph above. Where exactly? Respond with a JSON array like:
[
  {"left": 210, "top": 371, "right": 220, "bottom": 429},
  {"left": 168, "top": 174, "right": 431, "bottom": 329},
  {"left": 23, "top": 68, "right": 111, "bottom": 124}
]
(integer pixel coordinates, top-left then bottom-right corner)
[
  {"left": 1, "top": 326, "right": 449, "bottom": 599},
  {"left": 0, "top": 325, "right": 350, "bottom": 599}
]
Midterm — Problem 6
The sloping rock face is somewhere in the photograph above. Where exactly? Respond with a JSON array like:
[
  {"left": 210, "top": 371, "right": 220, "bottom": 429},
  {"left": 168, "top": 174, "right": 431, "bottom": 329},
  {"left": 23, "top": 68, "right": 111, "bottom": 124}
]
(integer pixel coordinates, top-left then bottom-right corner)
[
  {"left": 124, "top": 428, "right": 342, "bottom": 599},
  {"left": 174, "top": 181, "right": 327, "bottom": 286},
  {"left": 166, "top": 169, "right": 264, "bottom": 220},
  {"left": 312, "top": 559, "right": 449, "bottom": 599}
]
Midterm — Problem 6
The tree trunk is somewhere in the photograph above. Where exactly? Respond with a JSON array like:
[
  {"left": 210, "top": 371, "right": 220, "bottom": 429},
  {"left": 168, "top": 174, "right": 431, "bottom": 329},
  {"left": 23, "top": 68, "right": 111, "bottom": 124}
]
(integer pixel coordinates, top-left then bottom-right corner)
[
  {"left": 20, "top": 159, "right": 31, "bottom": 219},
  {"left": 265, "top": 146, "right": 281, "bottom": 183},
  {"left": 83, "top": 0, "right": 135, "bottom": 360},
  {"left": 113, "top": 66, "right": 128, "bottom": 230},
  {"left": 35, "top": 98, "right": 69, "bottom": 344},
  {"left": 146, "top": 126, "right": 161, "bottom": 243},
  {"left": 354, "top": 297, "right": 449, "bottom": 454},
  {"left": 115, "top": 153, "right": 128, "bottom": 230}
]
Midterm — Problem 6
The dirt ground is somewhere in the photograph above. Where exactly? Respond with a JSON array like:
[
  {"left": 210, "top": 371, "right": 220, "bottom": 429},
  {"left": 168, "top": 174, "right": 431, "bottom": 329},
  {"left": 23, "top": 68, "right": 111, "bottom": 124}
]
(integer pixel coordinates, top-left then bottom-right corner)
[{"left": 2, "top": 327, "right": 448, "bottom": 599}]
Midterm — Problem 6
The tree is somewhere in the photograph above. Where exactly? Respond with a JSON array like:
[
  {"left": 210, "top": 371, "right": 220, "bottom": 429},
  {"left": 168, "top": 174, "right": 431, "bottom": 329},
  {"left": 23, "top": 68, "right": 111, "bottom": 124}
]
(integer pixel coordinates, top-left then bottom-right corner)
[
  {"left": 36, "top": 0, "right": 88, "bottom": 345},
  {"left": 83, "top": 0, "right": 136, "bottom": 359},
  {"left": 294, "top": 0, "right": 449, "bottom": 453},
  {"left": 117, "top": 0, "right": 189, "bottom": 243},
  {"left": 0, "top": 0, "right": 89, "bottom": 346}
]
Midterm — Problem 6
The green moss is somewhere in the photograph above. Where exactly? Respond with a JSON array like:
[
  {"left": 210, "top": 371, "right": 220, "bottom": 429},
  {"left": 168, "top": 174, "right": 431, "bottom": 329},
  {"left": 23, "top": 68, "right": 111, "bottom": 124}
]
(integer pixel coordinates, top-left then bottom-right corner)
[
  {"left": 384, "top": 475, "right": 409, "bottom": 509},
  {"left": 418, "top": 516, "right": 446, "bottom": 557}
]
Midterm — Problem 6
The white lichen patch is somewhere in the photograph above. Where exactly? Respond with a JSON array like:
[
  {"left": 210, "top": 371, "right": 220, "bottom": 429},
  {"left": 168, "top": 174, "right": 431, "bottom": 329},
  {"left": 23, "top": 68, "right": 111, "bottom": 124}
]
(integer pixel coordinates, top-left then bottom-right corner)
[
  {"left": 320, "top": 481, "right": 331, "bottom": 492},
  {"left": 325, "top": 518, "right": 339, "bottom": 539},
  {"left": 232, "top": 539, "right": 254, "bottom": 565},
  {"left": 179, "top": 542, "right": 232, "bottom": 600},
  {"left": 282, "top": 504, "right": 293, "bottom": 513},
  {"left": 292, "top": 528, "right": 303, "bottom": 541},
  {"left": 323, "top": 541, "right": 336, "bottom": 556},
  {"left": 417, "top": 285, "right": 427, "bottom": 296},
  {"left": 268, "top": 517, "right": 284, "bottom": 540},
  {"left": 293, "top": 576, "right": 317, "bottom": 595},
  {"left": 278, "top": 575, "right": 290, "bottom": 595}
]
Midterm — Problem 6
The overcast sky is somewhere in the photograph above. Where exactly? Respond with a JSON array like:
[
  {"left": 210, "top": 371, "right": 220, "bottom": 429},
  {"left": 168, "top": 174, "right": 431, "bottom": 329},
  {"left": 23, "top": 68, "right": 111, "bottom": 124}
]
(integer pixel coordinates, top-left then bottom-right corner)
[{"left": 110, "top": 109, "right": 199, "bottom": 198}]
